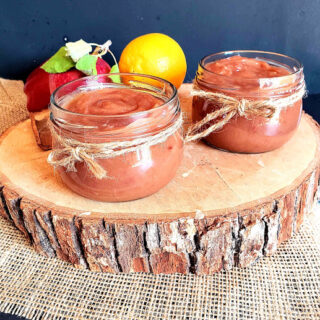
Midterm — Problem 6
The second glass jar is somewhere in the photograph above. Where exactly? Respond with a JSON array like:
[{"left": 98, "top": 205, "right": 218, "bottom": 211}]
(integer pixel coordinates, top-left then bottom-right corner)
[{"left": 192, "top": 50, "right": 305, "bottom": 153}]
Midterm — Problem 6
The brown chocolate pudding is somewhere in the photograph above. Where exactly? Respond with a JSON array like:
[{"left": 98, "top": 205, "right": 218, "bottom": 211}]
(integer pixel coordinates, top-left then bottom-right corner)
[
  {"left": 192, "top": 52, "right": 305, "bottom": 153},
  {"left": 49, "top": 75, "right": 183, "bottom": 202}
]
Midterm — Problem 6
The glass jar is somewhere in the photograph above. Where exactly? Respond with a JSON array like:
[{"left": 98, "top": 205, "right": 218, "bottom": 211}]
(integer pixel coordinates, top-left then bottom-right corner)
[
  {"left": 192, "top": 50, "right": 305, "bottom": 153},
  {"left": 49, "top": 73, "right": 183, "bottom": 202}
]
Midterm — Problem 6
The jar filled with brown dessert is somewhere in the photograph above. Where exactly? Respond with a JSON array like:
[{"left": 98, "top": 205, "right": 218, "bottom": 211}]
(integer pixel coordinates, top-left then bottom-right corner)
[
  {"left": 190, "top": 50, "right": 305, "bottom": 153},
  {"left": 48, "top": 73, "right": 183, "bottom": 202}
]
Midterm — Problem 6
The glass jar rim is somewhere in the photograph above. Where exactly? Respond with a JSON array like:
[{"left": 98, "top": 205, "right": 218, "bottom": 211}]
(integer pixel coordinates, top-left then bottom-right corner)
[
  {"left": 50, "top": 72, "right": 178, "bottom": 119},
  {"left": 199, "top": 50, "right": 304, "bottom": 81}
]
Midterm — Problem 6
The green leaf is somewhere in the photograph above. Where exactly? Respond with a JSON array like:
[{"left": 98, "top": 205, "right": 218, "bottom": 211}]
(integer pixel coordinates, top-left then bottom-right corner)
[
  {"left": 109, "top": 64, "right": 121, "bottom": 83},
  {"left": 75, "top": 55, "right": 98, "bottom": 76},
  {"left": 41, "top": 47, "right": 75, "bottom": 73}
]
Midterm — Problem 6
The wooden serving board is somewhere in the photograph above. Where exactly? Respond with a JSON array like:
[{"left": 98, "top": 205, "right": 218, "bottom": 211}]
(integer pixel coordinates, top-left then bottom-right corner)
[{"left": 0, "top": 84, "right": 319, "bottom": 274}]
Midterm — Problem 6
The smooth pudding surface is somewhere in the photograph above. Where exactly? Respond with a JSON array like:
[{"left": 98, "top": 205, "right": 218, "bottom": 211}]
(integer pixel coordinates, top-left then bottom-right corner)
[
  {"left": 64, "top": 88, "right": 163, "bottom": 115},
  {"left": 205, "top": 56, "right": 290, "bottom": 79}
]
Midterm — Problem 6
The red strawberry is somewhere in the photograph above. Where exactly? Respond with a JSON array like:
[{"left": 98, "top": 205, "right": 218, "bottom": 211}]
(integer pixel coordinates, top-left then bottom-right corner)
[
  {"left": 24, "top": 67, "right": 51, "bottom": 112},
  {"left": 48, "top": 69, "right": 83, "bottom": 94},
  {"left": 25, "top": 68, "right": 84, "bottom": 112},
  {"left": 25, "top": 58, "right": 111, "bottom": 112},
  {"left": 95, "top": 58, "right": 112, "bottom": 84},
  {"left": 96, "top": 57, "right": 111, "bottom": 74}
]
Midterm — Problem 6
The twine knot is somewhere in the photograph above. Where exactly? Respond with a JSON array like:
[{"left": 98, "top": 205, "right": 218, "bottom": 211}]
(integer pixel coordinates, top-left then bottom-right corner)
[
  {"left": 185, "top": 83, "right": 306, "bottom": 142},
  {"left": 72, "top": 147, "right": 85, "bottom": 162},
  {"left": 48, "top": 115, "right": 183, "bottom": 180},
  {"left": 237, "top": 99, "right": 247, "bottom": 117}
]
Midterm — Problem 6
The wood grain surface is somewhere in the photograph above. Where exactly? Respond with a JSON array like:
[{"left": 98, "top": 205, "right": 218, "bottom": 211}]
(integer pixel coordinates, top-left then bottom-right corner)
[{"left": 0, "top": 84, "right": 319, "bottom": 274}]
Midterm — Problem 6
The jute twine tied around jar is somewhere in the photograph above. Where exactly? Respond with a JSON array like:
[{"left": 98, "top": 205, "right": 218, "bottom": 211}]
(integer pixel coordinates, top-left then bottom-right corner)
[
  {"left": 47, "top": 114, "right": 183, "bottom": 179},
  {"left": 184, "top": 83, "right": 307, "bottom": 142},
  {"left": 48, "top": 83, "right": 306, "bottom": 178}
]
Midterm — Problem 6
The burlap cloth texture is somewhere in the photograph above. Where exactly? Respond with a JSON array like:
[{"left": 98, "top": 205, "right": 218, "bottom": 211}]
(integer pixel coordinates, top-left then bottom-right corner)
[{"left": 0, "top": 78, "right": 319, "bottom": 320}]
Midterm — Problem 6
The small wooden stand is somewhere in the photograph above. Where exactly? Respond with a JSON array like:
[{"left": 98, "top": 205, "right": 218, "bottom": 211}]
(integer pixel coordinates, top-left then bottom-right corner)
[{"left": 0, "top": 84, "right": 319, "bottom": 274}]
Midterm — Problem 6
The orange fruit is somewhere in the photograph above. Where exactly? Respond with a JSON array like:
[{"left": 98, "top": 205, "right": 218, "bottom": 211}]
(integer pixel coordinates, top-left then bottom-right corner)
[{"left": 119, "top": 33, "right": 187, "bottom": 89}]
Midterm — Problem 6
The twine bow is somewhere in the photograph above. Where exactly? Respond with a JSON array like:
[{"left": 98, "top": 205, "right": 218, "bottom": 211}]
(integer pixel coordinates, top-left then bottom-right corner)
[
  {"left": 48, "top": 144, "right": 108, "bottom": 179},
  {"left": 184, "top": 83, "right": 306, "bottom": 142},
  {"left": 47, "top": 83, "right": 306, "bottom": 178},
  {"left": 48, "top": 115, "right": 183, "bottom": 179}
]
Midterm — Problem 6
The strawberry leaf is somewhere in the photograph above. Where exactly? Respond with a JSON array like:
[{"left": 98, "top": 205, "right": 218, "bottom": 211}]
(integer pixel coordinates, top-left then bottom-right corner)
[
  {"left": 75, "top": 55, "right": 98, "bottom": 76},
  {"left": 41, "top": 47, "right": 75, "bottom": 73},
  {"left": 109, "top": 64, "right": 121, "bottom": 83}
]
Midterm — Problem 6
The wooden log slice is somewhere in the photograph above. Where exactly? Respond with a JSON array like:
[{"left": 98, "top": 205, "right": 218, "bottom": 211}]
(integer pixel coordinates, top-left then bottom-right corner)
[{"left": 0, "top": 84, "right": 319, "bottom": 274}]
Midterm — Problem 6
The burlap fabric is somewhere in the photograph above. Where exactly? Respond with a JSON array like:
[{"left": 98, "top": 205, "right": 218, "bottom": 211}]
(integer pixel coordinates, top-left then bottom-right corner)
[
  {"left": 0, "top": 79, "right": 28, "bottom": 134},
  {"left": 0, "top": 79, "right": 319, "bottom": 320}
]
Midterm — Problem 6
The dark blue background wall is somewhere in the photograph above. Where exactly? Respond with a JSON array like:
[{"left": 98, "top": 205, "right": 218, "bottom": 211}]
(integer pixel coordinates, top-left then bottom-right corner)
[
  {"left": 0, "top": 3, "right": 319, "bottom": 320},
  {"left": 1, "top": 0, "right": 320, "bottom": 93}
]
